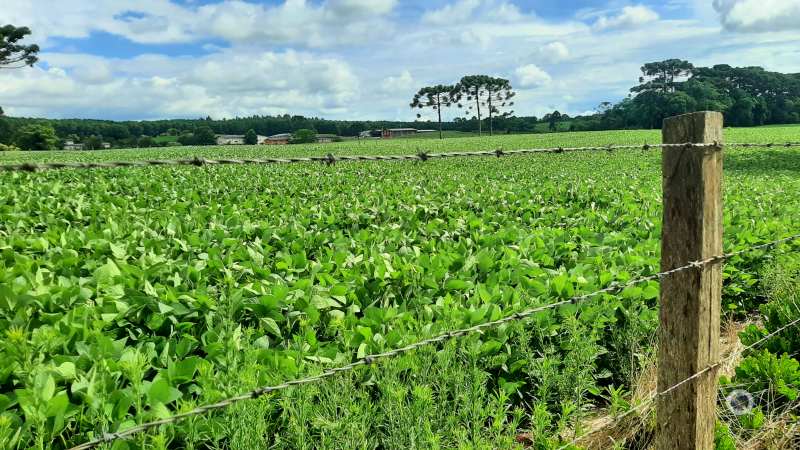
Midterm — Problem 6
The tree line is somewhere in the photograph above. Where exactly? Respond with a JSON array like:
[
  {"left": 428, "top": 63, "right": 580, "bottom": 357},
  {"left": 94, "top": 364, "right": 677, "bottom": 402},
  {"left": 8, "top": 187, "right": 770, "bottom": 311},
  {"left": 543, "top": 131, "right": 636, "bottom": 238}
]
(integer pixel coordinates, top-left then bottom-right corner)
[{"left": 569, "top": 59, "right": 800, "bottom": 131}]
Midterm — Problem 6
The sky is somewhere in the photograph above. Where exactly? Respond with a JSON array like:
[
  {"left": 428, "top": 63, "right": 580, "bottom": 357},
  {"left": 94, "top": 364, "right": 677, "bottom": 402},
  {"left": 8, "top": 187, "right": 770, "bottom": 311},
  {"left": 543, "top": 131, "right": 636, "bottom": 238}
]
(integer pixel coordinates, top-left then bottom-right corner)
[{"left": 1, "top": 0, "right": 799, "bottom": 122}]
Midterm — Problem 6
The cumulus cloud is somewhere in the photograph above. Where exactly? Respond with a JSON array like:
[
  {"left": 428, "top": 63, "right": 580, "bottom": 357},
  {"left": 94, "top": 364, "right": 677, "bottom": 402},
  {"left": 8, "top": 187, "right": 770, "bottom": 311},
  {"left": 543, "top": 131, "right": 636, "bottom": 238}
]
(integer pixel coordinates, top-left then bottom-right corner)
[
  {"left": 594, "top": 5, "right": 660, "bottom": 30},
  {"left": 422, "top": 0, "right": 526, "bottom": 25},
  {"left": 2, "top": 0, "right": 398, "bottom": 47},
  {"left": 195, "top": 0, "right": 398, "bottom": 47},
  {"left": 381, "top": 71, "right": 415, "bottom": 92},
  {"left": 515, "top": 64, "right": 552, "bottom": 88},
  {"left": 536, "top": 41, "right": 570, "bottom": 63},
  {"left": 0, "top": 49, "right": 359, "bottom": 119},
  {"left": 713, "top": 0, "right": 800, "bottom": 32}
]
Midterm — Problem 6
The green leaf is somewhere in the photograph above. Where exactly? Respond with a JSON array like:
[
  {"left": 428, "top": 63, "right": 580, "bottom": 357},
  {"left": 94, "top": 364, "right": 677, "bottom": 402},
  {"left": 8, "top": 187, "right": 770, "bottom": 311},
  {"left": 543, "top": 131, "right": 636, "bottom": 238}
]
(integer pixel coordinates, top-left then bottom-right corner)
[
  {"left": 36, "top": 372, "right": 56, "bottom": 402},
  {"left": 261, "top": 318, "right": 282, "bottom": 338},
  {"left": 146, "top": 378, "right": 182, "bottom": 405},
  {"left": 445, "top": 279, "right": 470, "bottom": 291},
  {"left": 94, "top": 259, "right": 121, "bottom": 286}
]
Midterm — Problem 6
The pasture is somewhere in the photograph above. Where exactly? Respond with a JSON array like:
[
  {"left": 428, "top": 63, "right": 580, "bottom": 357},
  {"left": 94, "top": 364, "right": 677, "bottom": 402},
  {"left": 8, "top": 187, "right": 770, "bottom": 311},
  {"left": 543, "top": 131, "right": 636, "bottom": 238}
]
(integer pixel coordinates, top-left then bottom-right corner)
[{"left": 1, "top": 126, "right": 800, "bottom": 449}]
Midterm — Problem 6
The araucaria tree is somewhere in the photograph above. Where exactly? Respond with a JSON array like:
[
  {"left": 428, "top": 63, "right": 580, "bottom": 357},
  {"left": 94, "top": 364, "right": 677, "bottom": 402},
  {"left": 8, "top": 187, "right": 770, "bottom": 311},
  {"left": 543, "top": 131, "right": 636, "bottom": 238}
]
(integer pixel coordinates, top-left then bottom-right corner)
[
  {"left": 455, "top": 75, "right": 516, "bottom": 136},
  {"left": 631, "top": 59, "right": 694, "bottom": 94},
  {"left": 0, "top": 25, "right": 40, "bottom": 68},
  {"left": 1, "top": 25, "right": 39, "bottom": 143},
  {"left": 410, "top": 85, "right": 459, "bottom": 139}
]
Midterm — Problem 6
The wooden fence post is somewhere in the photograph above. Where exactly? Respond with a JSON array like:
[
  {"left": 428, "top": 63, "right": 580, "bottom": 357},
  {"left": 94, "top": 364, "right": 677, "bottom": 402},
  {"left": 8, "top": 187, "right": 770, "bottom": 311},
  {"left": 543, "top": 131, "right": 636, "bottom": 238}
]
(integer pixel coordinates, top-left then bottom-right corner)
[{"left": 657, "top": 111, "right": 724, "bottom": 450}]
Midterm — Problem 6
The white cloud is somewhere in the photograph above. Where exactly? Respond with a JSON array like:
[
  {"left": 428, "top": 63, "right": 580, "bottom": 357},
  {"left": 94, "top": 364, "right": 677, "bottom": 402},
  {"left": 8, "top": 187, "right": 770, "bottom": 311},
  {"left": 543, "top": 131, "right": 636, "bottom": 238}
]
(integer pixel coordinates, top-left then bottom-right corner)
[
  {"left": 1, "top": 0, "right": 398, "bottom": 47},
  {"left": 594, "top": 5, "right": 660, "bottom": 30},
  {"left": 515, "top": 64, "right": 552, "bottom": 88},
  {"left": 0, "top": 49, "right": 359, "bottom": 119},
  {"left": 713, "top": 0, "right": 800, "bottom": 32},
  {"left": 536, "top": 41, "right": 570, "bottom": 63},
  {"left": 422, "top": 0, "right": 527, "bottom": 26},
  {"left": 195, "top": 0, "right": 398, "bottom": 47},
  {"left": 422, "top": 0, "right": 482, "bottom": 25},
  {"left": 381, "top": 70, "right": 415, "bottom": 92}
]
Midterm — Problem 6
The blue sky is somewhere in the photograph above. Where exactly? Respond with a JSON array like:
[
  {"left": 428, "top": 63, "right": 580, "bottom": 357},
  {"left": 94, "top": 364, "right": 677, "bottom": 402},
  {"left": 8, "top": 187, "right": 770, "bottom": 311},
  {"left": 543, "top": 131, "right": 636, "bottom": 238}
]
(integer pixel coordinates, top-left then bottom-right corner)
[{"left": 2, "top": 0, "right": 799, "bottom": 121}]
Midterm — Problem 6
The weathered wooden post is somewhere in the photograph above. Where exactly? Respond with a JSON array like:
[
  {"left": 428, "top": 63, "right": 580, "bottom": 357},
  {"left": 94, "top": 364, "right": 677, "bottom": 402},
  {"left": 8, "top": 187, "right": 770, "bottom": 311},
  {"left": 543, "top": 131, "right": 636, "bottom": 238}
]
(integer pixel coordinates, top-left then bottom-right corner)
[{"left": 657, "top": 111, "right": 724, "bottom": 450}]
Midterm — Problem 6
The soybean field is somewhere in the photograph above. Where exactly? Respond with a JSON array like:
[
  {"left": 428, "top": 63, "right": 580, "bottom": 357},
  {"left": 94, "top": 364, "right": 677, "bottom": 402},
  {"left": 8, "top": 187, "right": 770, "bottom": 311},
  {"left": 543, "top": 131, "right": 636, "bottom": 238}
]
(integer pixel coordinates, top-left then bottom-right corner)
[{"left": 2, "top": 126, "right": 800, "bottom": 449}]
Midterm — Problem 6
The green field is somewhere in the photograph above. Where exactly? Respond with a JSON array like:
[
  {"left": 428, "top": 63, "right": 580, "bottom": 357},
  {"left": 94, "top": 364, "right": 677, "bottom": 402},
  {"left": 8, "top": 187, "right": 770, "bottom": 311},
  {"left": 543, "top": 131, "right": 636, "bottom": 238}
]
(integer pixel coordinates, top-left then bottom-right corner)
[{"left": 2, "top": 127, "right": 800, "bottom": 449}]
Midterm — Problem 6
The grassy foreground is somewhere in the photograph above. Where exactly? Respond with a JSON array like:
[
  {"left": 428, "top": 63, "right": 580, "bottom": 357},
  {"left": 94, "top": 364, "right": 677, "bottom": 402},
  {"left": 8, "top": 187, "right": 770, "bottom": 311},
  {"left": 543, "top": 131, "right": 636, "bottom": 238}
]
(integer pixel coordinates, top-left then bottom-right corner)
[{"left": 1, "top": 126, "right": 799, "bottom": 449}]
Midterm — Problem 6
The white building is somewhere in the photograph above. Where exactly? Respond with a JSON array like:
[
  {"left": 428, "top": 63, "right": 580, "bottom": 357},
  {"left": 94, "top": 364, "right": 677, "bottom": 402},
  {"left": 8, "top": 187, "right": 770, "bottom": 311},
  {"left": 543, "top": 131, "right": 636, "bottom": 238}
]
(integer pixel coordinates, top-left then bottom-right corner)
[
  {"left": 63, "top": 140, "right": 83, "bottom": 150},
  {"left": 216, "top": 134, "right": 245, "bottom": 145}
]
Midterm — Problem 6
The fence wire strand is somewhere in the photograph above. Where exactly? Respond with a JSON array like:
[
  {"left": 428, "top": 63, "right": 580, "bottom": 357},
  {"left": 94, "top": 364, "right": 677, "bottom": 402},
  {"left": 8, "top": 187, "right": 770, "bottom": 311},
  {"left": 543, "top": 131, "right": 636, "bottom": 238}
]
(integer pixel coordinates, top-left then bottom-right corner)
[
  {"left": 0, "top": 142, "right": 721, "bottom": 172},
  {"left": 3, "top": 141, "right": 800, "bottom": 173},
  {"left": 67, "top": 231, "right": 800, "bottom": 450}
]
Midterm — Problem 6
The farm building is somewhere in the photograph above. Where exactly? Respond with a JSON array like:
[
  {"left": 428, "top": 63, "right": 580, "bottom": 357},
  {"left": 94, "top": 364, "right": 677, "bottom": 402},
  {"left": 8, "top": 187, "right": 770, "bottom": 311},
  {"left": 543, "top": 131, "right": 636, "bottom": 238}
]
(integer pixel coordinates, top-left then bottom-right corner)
[
  {"left": 382, "top": 128, "right": 419, "bottom": 139},
  {"left": 316, "top": 134, "right": 338, "bottom": 143},
  {"left": 265, "top": 133, "right": 292, "bottom": 145},
  {"left": 216, "top": 135, "right": 245, "bottom": 145},
  {"left": 62, "top": 140, "right": 83, "bottom": 150},
  {"left": 359, "top": 130, "right": 382, "bottom": 138}
]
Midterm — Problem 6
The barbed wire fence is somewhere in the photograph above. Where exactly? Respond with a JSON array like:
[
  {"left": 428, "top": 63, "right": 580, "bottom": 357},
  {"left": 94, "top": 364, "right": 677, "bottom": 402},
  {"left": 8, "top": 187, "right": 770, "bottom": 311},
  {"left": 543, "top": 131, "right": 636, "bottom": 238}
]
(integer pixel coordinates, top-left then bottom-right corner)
[
  {"left": 1, "top": 141, "right": 799, "bottom": 173},
  {"left": 67, "top": 232, "right": 800, "bottom": 450}
]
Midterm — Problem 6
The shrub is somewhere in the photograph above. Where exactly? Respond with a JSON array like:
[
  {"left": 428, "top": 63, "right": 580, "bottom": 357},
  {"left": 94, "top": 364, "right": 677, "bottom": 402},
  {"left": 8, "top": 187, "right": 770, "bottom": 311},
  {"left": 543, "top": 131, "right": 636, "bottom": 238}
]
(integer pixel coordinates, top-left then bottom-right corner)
[
  {"left": 291, "top": 129, "right": 317, "bottom": 144},
  {"left": 13, "top": 124, "right": 59, "bottom": 150},
  {"left": 0, "top": 143, "right": 20, "bottom": 152}
]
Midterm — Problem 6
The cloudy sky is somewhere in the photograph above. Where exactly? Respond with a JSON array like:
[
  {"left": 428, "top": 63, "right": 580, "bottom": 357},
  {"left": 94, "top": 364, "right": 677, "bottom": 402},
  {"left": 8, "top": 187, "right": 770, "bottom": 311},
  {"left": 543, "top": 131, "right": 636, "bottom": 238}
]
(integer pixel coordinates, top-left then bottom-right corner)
[{"left": 1, "top": 0, "right": 799, "bottom": 121}]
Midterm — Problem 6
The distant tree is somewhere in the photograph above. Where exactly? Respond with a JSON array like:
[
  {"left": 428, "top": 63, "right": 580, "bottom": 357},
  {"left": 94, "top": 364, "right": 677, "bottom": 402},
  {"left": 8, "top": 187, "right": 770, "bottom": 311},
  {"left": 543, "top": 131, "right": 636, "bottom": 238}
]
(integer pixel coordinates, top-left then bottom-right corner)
[
  {"left": 177, "top": 132, "right": 195, "bottom": 146},
  {"left": 244, "top": 129, "right": 258, "bottom": 145},
  {"left": 138, "top": 136, "right": 154, "bottom": 148},
  {"left": 0, "top": 25, "right": 39, "bottom": 68},
  {"left": 596, "top": 102, "right": 613, "bottom": 114},
  {"left": 547, "top": 111, "right": 562, "bottom": 132},
  {"left": 193, "top": 126, "right": 217, "bottom": 145},
  {"left": 455, "top": 75, "right": 516, "bottom": 136},
  {"left": 14, "top": 124, "right": 58, "bottom": 150},
  {"left": 632, "top": 59, "right": 694, "bottom": 94},
  {"left": 0, "top": 107, "right": 10, "bottom": 144},
  {"left": 291, "top": 129, "right": 317, "bottom": 144},
  {"left": 106, "top": 124, "right": 131, "bottom": 141},
  {"left": 410, "top": 85, "right": 460, "bottom": 139},
  {"left": 83, "top": 135, "right": 103, "bottom": 150}
]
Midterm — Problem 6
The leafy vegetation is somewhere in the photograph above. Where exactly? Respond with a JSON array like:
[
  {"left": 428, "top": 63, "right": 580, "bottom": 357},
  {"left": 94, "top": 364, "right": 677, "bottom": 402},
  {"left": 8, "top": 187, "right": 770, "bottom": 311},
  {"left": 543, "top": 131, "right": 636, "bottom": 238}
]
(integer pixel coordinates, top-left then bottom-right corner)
[
  {"left": 720, "top": 253, "right": 800, "bottom": 445},
  {"left": 1, "top": 126, "right": 799, "bottom": 449}
]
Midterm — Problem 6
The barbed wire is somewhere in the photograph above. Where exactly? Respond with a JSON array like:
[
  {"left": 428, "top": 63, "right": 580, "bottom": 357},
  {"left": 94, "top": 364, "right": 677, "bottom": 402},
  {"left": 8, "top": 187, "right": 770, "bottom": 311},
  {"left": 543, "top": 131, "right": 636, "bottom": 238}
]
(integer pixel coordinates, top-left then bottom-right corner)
[
  {"left": 556, "top": 313, "right": 800, "bottom": 450},
  {"left": 0, "top": 142, "right": 719, "bottom": 173},
  {"left": 728, "top": 142, "right": 800, "bottom": 149},
  {"left": 3, "top": 141, "right": 799, "bottom": 174},
  {"left": 67, "top": 231, "right": 800, "bottom": 450}
]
